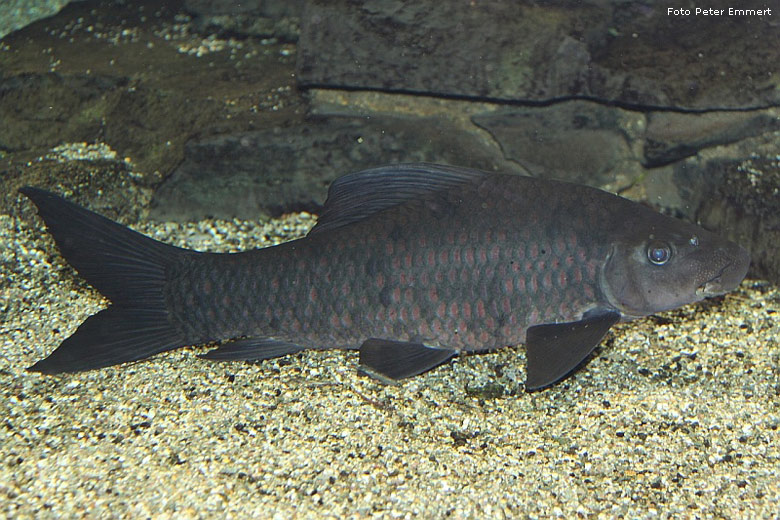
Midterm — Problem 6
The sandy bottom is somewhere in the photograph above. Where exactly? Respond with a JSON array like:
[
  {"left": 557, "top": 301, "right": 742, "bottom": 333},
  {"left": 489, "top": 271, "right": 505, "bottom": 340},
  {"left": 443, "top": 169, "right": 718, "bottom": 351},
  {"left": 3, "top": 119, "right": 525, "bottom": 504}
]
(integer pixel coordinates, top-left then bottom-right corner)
[{"left": 1, "top": 208, "right": 778, "bottom": 519}]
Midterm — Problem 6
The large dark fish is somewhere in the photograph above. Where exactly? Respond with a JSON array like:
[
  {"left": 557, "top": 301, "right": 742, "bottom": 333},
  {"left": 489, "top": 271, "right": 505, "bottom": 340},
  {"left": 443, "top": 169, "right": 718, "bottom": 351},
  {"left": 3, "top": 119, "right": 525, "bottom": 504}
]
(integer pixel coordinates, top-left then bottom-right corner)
[{"left": 20, "top": 164, "right": 750, "bottom": 390}]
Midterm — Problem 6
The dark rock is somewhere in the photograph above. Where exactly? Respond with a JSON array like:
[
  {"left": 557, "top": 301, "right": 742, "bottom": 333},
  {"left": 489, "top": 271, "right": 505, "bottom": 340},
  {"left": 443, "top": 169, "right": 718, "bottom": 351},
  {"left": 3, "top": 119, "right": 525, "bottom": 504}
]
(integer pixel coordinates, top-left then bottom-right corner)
[
  {"left": 695, "top": 157, "right": 780, "bottom": 284},
  {"left": 0, "top": 72, "right": 124, "bottom": 152},
  {"left": 3, "top": 153, "right": 148, "bottom": 224},
  {"left": 100, "top": 83, "right": 223, "bottom": 178},
  {"left": 149, "top": 115, "right": 517, "bottom": 221},
  {"left": 472, "top": 101, "right": 642, "bottom": 187},
  {"left": 0, "top": 70, "right": 225, "bottom": 181},
  {"left": 184, "top": 0, "right": 303, "bottom": 41},
  {"left": 297, "top": 0, "right": 780, "bottom": 110},
  {"left": 644, "top": 129, "right": 780, "bottom": 283},
  {"left": 644, "top": 111, "right": 780, "bottom": 167},
  {"left": 183, "top": 0, "right": 303, "bottom": 18},
  {"left": 189, "top": 14, "right": 300, "bottom": 41},
  {"left": 0, "top": 0, "right": 304, "bottom": 181},
  {"left": 646, "top": 129, "right": 780, "bottom": 217}
]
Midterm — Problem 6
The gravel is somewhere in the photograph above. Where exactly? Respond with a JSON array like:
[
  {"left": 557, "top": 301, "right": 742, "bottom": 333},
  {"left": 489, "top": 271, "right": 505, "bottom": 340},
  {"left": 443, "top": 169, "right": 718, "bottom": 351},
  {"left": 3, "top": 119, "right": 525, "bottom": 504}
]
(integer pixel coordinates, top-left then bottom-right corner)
[{"left": 1, "top": 197, "right": 778, "bottom": 519}]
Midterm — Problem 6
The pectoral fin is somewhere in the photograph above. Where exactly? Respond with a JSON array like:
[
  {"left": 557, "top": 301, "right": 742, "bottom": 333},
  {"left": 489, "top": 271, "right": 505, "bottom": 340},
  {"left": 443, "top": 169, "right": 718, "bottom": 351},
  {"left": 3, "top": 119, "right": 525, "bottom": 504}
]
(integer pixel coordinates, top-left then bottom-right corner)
[
  {"left": 359, "top": 338, "right": 457, "bottom": 382},
  {"left": 200, "top": 337, "right": 304, "bottom": 361},
  {"left": 525, "top": 310, "right": 620, "bottom": 391}
]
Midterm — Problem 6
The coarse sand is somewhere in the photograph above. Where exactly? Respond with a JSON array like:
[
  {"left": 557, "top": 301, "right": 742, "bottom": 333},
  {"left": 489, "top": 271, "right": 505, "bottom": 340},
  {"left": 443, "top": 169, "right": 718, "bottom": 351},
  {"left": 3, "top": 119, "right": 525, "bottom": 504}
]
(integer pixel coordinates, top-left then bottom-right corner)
[{"left": 1, "top": 203, "right": 778, "bottom": 519}]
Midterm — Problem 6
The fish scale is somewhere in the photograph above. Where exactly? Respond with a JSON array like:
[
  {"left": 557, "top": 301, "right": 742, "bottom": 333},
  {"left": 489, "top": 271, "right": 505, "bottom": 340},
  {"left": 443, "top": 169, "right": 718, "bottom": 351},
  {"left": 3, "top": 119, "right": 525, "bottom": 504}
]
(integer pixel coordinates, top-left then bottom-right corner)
[
  {"left": 164, "top": 174, "right": 606, "bottom": 354},
  {"left": 19, "top": 163, "right": 750, "bottom": 390}
]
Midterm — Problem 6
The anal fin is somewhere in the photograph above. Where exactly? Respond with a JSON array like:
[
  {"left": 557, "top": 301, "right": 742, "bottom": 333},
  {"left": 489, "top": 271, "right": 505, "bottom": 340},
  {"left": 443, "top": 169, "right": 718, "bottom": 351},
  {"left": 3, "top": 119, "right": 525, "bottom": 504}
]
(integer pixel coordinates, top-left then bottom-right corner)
[
  {"left": 200, "top": 337, "right": 304, "bottom": 362},
  {"left": 359, "top": 338, "right": 457, "bottom": 382},
  {"left": 525, "top": 310, "right": 620, "bottom": 391}
]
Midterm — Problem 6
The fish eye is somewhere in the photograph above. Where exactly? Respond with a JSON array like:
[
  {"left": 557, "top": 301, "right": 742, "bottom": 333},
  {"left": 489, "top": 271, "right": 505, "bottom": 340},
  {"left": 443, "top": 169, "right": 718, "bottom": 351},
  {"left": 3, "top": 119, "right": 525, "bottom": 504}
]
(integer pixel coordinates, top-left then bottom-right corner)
[{"left": 647, "top": 242, "right": 672, "bottom": 265}]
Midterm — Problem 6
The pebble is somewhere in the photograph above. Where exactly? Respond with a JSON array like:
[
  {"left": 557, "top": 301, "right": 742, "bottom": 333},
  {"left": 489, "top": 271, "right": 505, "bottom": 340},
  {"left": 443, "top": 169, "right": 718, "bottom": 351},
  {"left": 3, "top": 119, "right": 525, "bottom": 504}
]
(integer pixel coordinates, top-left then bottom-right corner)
[{"left": 1, "top": 203, "right": 778, "bottom": 518}]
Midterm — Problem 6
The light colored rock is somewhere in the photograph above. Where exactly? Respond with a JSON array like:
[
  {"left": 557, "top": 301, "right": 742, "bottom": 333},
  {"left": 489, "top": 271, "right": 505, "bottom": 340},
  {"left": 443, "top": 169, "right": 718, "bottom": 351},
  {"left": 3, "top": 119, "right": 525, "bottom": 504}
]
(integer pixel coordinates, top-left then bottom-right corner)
[{"left": 0, "top": 0, "right": 74, "bottom": 40}]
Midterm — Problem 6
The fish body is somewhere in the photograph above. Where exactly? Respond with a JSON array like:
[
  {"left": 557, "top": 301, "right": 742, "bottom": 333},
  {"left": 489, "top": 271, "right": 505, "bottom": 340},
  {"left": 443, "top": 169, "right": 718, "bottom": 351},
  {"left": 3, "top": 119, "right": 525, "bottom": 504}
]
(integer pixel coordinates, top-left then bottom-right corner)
[{"left": 20, "top": 164, "right": 750, "bottom": 389}]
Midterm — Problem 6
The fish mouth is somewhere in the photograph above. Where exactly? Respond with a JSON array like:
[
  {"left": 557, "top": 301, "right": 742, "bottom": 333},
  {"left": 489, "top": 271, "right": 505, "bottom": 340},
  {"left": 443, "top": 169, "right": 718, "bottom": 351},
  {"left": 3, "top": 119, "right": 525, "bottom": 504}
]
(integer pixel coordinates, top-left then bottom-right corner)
[{"left": 696, "top": 260, "right": 734, "bottom": 297}]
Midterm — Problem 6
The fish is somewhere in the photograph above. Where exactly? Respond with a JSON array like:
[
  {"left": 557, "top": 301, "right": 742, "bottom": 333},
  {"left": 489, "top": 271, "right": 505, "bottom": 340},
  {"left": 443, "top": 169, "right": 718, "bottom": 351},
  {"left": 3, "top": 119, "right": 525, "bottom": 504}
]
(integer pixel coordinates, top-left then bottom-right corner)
[{"left": 19, "top": 163, "right": 750, "bottom": 390}]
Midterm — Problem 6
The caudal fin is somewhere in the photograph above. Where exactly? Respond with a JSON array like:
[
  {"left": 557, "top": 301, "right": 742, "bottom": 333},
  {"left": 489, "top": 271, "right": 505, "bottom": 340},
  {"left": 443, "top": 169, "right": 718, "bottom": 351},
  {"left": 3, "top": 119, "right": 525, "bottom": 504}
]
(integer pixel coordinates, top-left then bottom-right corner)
[{"left": 20, "top": 187, "right": 195, "bottom": 374}]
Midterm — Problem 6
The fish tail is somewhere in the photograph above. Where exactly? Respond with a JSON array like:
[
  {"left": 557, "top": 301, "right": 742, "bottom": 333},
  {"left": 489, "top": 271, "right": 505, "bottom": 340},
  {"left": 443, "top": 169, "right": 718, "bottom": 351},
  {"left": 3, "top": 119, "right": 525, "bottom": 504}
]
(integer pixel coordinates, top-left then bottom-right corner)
[{"left": 19, "top": 187, "right": 191, "bottom": 374}]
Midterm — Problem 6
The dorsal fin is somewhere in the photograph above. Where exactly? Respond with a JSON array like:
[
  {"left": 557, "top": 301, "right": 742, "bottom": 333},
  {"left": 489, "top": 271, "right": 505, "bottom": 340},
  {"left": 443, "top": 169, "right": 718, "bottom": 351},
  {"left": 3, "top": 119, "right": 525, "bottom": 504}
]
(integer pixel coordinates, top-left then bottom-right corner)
[{"left": 307, "top": 163, "right": 488, "bottom": 236}]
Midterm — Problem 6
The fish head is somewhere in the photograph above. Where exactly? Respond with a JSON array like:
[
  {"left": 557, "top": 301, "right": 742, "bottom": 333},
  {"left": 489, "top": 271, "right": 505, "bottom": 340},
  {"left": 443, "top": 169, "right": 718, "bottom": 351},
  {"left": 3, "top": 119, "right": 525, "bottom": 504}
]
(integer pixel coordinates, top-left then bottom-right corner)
[{"left": 602, "top": 215, "right": 750, "bottom": 317}]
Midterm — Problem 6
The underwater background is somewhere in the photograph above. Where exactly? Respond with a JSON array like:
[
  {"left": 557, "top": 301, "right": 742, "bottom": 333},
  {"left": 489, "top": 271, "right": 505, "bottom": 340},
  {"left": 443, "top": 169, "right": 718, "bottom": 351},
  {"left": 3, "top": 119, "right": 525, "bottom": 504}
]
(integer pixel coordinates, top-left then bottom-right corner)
[{"left": 1, "top": 1, "right": 778, "bottom": 517}]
